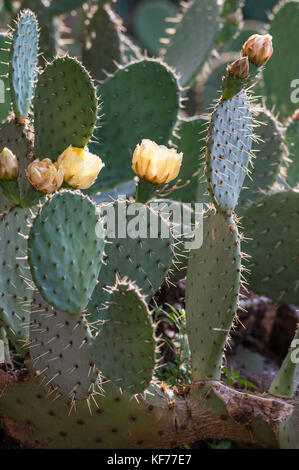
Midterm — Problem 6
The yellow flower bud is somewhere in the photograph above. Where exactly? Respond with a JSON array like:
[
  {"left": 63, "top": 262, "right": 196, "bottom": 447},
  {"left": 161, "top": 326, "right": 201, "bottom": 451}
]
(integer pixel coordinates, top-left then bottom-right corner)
[
  {"left": 0, "top": 147, "right": 19, "bottom": 180},
  {"left": 132, "top": 139, "right": 183, "bottom": 185},
  {"left": 56, "top": 146, "right": 105, "bottom": 190},
  {"left": 26, "top": 159, "right": 64, "bottom": 194},
  {"left": 242, "top": 34, "right": 273, "bottom": 67}
]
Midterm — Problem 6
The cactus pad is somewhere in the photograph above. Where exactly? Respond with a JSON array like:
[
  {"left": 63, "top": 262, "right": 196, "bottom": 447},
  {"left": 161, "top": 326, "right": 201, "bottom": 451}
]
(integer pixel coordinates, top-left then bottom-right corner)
[
  {"left": 9, "top": 9, "right": 39, "bottom": 119},
  {"left": 237, "top": 109, "right": 284, "bottom": 214},
  {"left": 167, "top": 116, "right": 209, "bottom": 203},
  {"left": 22, "top": 0, "right": 58, "bottom": 60},
  {"left": 162, "top": 0, "right": 221, "bottom": 86},
  {"left": 285, "top": 117, "right": 299, "bottom": 187},
  {"left": 83, "top": 4, "right": 122, "bottom": 81},
  {"left": 269, "top": 327, "right": 299, "bottom": 397},
  {"left": 0, "top": 119, "right": 34, "bottom": 202},
  {"left": 0, "top": 34, "right": 11, "bottom": 125},
  {"left": 30, "top": 292, "right": 99, "bottom": 401},
  {"left": 263, "top": 0, "right": 299, "bottom": 121},
  {"left": 87, "top": 200, "right": 174, "bottom": 322},
  {"left": 0, "top": 207, "right": 34, "bottom": 350},
  {"left": 28, "top": 191, "right": 105, "bottom": 315},
  {"left": 242, "top": 190, "right": 299, "bottom": 305},
  {"left": 186, "top": 210, "right": 241, "bottom": 380},
  {"left": 91, "top": 281, "right": 156, "bottom": 394},
  {"left": 205, "top": 90, "right": 253, "bottom": 212},
  {"left": 89, "top": 59, "right": 180, "bottom": 192},
  {"left": 34, "top": 57, "right": 98, "bottom": 162}
]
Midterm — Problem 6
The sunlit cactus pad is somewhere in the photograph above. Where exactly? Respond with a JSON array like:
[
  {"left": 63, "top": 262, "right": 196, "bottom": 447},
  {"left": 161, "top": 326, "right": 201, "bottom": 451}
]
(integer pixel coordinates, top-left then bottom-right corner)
[
  {"left": 28, "top": 191, "right": 105, "bottom": 315},
  {"left": 9, "top": 9, "right": 39, "bottom": 118},
  {"left": 87, "top": 200, "right": 174, "bottom": 323},
  {"left": 89, "top": 59, "right": 180, "bottom": 192},
  {"left": 205, "top": 90, "right": 253, "bottom": 213},
  {"left": 237, "top": 109, "right": 284, "bottom": 214},
  {"left": 34, "top": 57, "right": 98, "bottom": 161}
]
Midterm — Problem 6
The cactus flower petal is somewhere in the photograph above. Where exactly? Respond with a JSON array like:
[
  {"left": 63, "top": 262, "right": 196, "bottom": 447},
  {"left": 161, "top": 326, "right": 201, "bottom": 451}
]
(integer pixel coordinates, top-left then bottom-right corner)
[
  {"left": 0, "top": 147, "right": 19, "bottom": 180},
  {"left": 56, "top": 146, "right": 105, "bottom": 190},
  {"left": 242, "top": 34, "right": 273, "bottom": 67},
  {"left": 132, "top": 139, "right": 183, "bottom": 185},
  {"left": 26, "top": 158, "right": 64, "bottom": 194}
]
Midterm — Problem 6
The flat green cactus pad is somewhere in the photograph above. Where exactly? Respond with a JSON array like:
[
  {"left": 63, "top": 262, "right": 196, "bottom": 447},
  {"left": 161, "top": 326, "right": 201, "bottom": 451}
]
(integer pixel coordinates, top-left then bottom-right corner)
[
  {"left": 9, "top": 9, "right": 39, "bottom": 118},
  {"left": 23, "top": 0, "right": 58, "bottom": 60},
  {"left": 133, "top": 0, "right": 178, "bottom": 56},
  {"left": 88, "top": 59, "right": 180, "bottom": 193},
  {"left": 34, "top": 57, "right": 98, "bottom": 162},
  {"left": 269, "top": 327, "right": 299, "bottom": 397},
  {"left": 279, "top": 402, "right": 299, "bottom": 449},
  {"left": 47, "top": 0, "right": 86, "bottom": 16},
  {"left": 30, "top": 292, "right": 100, "bottom": 401},
  {"left": 206, "top": 90, "right": 253, "bottom": 212},
  {"left": 0, "top": 34, "right": 12, "bottom": 125},
  {"left": 162, "top": 0, "right": 221, "bottom": 87},
  {"left": 87, "top": 200, "right": 174, "bottom": 323},
  {"left": 28, "top": 191, "right": 105, "bottom": 315},
  {"left": 0, "top": 207, "right": 34, "bottom": 351},
  {"left": 0, "top": 119, "right": 34, "bottom": 203},
  {"left": 264, "top": 0, "right": 299, "bottom": 122},
  {"left": 91, "top": 281, "right": 156, "bottom": 394},
  {"left": 242, "top": 190, "right": 299, "bottom": 305},
  {"left": 83, "top": 4, "right": 122, "bottom": 81},
  {"left": 166, "top": 116, "right": 209, "bottom": 203},
  {"left": 237, "top": 109, "right": 284, "bottom": 214},
  {"left": 285, "top": 118, "right": 299, "bottom": 187},
  {"left": 186, "top": 210, "right": 241, "bottom": 380}
]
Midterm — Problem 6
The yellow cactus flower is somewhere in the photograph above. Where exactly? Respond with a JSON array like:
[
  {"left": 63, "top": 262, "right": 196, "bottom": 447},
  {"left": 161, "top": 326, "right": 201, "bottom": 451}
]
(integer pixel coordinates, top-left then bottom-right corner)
[
  {"left": 56, "top": 146, "right": 105, "bottom": 190},
  {"left": 26, "top": 159, "right": 64, "bottom": 194},
  {"left": 132, "top": 139, "right": 183, "bottom": 185},
  {"left": 242, "top": 34, "right": 273, "bottom": 67},
  {"left": 0, "top": 147, "right": 19, "bottom": 180}
]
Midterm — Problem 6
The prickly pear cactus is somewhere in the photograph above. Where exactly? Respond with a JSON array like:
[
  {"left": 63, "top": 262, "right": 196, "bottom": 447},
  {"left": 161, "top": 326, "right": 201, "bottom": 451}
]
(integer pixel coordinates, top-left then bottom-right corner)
[
  {"left": 28, "top": 191, "right": 105, "bottom": 315},
  {"left": 263, "top": 0, "right": 299, "bottom": 122},
  {"left": 0, "top": 3, "right": 298, "bottom": 452},
  {"left": 162, "top": 0, "right": 221, "bottom": 86},
  {"left": 186, "top": 210, "right": 241, "bottom": 380},
  {"left": 9, "top": 9, "right": 39, "bottom": 119},
  {"left": 0, "top": 34, "right": 11, "bottom": 125},
  {"left": 285, "top": 114, "right": 299, "bottom": 187},
  {"left": 242, "top": 191, "right": 299, "bottom": 305},
  {"left": 205, "top": 90, "right": 253, "bottom": 213},
  {"left": 89, "top": 59, "right": 181, "bottom": 192},
  {"left": 34, "top": 57, "right": 98, "bottom": 161}
]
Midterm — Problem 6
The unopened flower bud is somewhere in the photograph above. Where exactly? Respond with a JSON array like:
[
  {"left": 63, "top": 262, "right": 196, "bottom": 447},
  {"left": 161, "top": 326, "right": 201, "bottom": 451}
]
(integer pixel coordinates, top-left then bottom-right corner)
[
  {"left": 132, "top": 139, "right": 183, "bottom": 185},
  {"left": 242, "top": 34, "right": 273, "bottom": 66},
  {"left": 0, "top": 147, "right": 19, "bottom": 180},
  {"left": 26, "top": 159, "right": 64, "bottom": 194},
  {"left": 56, "top": 146, "right": 104, "bottom": 190},
  {"left": 227, "top": 57, "right": 249, "bottom": 79}
]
